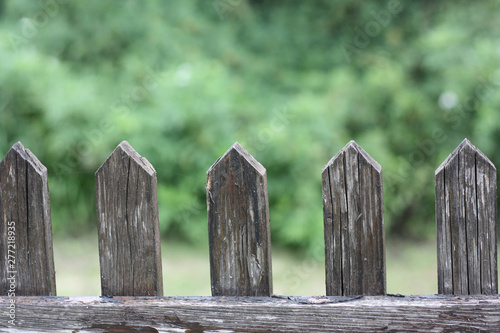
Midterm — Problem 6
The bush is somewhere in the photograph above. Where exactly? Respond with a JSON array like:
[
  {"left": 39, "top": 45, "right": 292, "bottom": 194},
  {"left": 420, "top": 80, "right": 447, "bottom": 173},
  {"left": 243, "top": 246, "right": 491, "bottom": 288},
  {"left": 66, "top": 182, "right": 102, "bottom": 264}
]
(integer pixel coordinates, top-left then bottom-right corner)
[{"left": 1, "top": 1, "right": 499, "bottom": 252}]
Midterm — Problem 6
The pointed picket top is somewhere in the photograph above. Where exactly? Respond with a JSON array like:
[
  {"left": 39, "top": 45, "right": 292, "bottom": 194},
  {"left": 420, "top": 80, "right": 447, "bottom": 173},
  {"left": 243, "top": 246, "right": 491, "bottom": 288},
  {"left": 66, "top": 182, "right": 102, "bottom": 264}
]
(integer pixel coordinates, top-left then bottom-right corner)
[
  {"left": 0, "top": 142, "right": 56, "bottom": 296},
  {"left": 2, "top": 142, "right": 47, "bottom": 176},
  {"left": 323, "top": 140, "right": 382, "bottom": 174},
  {"left": 96, "top": 141, "right": 156, "bottom": 177},
  {"left": 436, "top": 139, "right": 492, "bottom": 174},
  {"left": 322, "top": 140, "right": 385, "bottom": 296},
  {"left": 96, "top": 141, "right": 162, "bottom": 296},
  {"left": 436, "top": 138, "right": 496, "bottom": 177},
  {"left": 207, "top": 142, "right": 272, "bottom": 296},
  {"left": 436, "top": 138, "right": 497, "bottom": 295},
  {"left": 207, "top": 142, "right": 266, "bottom": 177}
]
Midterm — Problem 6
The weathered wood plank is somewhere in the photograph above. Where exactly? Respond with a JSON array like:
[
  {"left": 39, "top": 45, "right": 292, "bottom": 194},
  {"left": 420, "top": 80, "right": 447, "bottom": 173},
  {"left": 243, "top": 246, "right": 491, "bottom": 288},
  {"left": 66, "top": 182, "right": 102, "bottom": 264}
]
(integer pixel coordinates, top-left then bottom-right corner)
[
  {"left": 435, "top": 160, "right": 452, "bottom": 294},
  {"left": 206, "top": 142, "right": 272, "bottom": 296},
  {"left": 0, "top": 142, "right": 56, "bottom": 296},
  {"left": 96, "top": 141, "right": 162, "bottom": 296},
  {"left": 462, "top": 142, "right": 480, "bottom": 294},
  {"left": 322, "top": 153, "right": 344, "bottom": 296},
  {"left": 322, "top": 141, "right": 385, "bottom": 296},
  {"left": 359, "top": 147, "right": 386, "bottom": 295},
  {"left": 476, "top": 149, "right": 498, "bottom": 294},
  {"left": 446, "top": 144, "right": 465, "bottom": 293},
  {"left": 344, "top": 144, "right": 362, "bottom": 295},
  {"left": 435, "top": 138, "right": 497, "bottom": 294},
  {"left": 2, "top": 295, "right": 500, "bottom": 332}
]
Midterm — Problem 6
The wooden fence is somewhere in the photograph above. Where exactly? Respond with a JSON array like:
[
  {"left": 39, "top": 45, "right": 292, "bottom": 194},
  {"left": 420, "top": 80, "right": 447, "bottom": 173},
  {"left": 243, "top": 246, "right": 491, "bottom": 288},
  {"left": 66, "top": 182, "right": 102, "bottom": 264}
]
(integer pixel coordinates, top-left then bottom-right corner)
[{"left": 0, "top": 138, "right": 499, "bottom": 332}]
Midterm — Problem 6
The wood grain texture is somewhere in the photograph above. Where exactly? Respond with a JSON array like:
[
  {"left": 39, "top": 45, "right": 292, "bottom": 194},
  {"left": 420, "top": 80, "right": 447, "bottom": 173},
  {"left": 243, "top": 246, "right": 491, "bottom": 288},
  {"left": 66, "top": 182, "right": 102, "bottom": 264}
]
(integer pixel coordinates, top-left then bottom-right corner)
[
  {"left": 436, "top": 159, "right": 452, "bottom": 294},
  {"left": 435, "top": 138, "right": 497, "bottom": 295},
  {"left": 322, "top": 141, "right": 385, "bottom": 296},
  {"left": 206, "top": 142, "right": 272, "bottom": 296},
  {"left": 2, "top": 295, "right": 500, "bottom": 332},
  {"left": 0, "top": 142, "right": 56, "bottom": 296},
  {"left": 96, "top": 141, "right": 162, "bottom": 297},
  {"left": 476, "top": 149, "right": 498, "bottom": 294}
]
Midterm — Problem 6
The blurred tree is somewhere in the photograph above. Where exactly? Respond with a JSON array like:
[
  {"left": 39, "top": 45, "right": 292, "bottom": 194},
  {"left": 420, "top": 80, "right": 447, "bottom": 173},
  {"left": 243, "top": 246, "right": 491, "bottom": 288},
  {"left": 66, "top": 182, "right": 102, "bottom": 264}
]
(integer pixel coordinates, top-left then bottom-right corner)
[{"left": 0, "top": 0, "right": 499, "bottom": 251}]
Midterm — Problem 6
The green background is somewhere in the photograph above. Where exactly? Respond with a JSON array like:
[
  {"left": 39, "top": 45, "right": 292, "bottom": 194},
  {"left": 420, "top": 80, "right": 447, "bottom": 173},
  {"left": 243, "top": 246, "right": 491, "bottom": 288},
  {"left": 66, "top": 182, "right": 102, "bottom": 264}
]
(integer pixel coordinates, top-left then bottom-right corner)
[{"left": 0, "top": 1, "right": 499, "bottom": 295}]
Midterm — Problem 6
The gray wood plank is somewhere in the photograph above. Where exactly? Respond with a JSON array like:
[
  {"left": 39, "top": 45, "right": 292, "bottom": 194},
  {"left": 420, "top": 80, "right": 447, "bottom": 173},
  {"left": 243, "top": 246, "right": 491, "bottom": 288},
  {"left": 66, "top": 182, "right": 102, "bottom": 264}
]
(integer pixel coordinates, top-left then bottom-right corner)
[
  {"left": 322, "top": 153, "right": 344, "bottom": 296},
  {"left": 344, "top": 143, "right": 362, "bottom": 295},
  {"left": 444, "top": 143, "right": 465, "bottom": 294},
  {"left": 359, "top": 147, "right": 385, "bottom": 295},
  {"left": 96, "top": 141, "right": 162, "bottom": 296},
  {"left": 206, "top": 142, "right": 272, "bottom": 296},
  {"left": 2, "top": 295, "right": 500, "bottom": 332},
  {"left": 486, "top": 159, "right": 498, "bottom": 294},
  {"left": 322, "top": 141, "right": 385, "bottom": 296},
  {"left": 476, "top": 149, "right": 498, "bottom": 294},
  {"left": 462, "top": 142, "right": 480, "bottom": 294},
  {"left": 435, "top": 161, "right": 452, "bottom": 294},
  {"left": 435, "top": 138, "right": 497, "bottom": 295},
  {"left": 0, "top": 142, "right": 56, "bottom": 296}
]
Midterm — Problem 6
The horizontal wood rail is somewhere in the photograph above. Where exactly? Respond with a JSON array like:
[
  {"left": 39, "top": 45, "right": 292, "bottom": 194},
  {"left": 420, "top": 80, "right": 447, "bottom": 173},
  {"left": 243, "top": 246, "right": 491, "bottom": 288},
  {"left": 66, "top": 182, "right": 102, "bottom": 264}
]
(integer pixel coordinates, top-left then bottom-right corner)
[{"left": 1, "top": 295, "right": 500, "bottom": 332}]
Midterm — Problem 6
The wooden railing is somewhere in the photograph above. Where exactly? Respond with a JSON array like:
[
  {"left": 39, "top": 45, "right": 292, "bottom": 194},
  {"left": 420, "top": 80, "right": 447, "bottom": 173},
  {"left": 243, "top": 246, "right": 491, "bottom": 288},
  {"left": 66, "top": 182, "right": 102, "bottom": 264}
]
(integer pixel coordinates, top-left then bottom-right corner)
[{"left": 0, "top": 139, "right": 498, "bottom": 332}]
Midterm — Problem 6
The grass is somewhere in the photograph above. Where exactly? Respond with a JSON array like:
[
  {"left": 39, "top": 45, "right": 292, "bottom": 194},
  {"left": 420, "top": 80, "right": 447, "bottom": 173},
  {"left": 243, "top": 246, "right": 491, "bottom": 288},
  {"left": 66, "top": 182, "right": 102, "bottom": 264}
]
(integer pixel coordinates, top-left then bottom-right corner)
[{"left": 54, "top": 234, "right": 444, "bottom": 296}]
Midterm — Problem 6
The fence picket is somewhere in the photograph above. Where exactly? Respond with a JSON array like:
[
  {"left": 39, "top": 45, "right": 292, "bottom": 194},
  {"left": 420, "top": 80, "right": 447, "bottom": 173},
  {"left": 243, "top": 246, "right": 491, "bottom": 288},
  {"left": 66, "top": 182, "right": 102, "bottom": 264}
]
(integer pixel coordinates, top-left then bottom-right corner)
[
  {"left": 1, "top": 137, "right": 500, "bottom": 332},
  {"left": 96, "top": 141, "right": 162, "bottom": 296},
  {"left": 322, "top": 141, "right": 385, "bottom": 296},
  {"left": 206, "top": 142, "right": 272, "bottom": 296},
  {"left": 435, "top": 139, "right": 497, "bottom": 294},
  {"left": 0, "top": 142, "right": 56, "bottom": 296}
]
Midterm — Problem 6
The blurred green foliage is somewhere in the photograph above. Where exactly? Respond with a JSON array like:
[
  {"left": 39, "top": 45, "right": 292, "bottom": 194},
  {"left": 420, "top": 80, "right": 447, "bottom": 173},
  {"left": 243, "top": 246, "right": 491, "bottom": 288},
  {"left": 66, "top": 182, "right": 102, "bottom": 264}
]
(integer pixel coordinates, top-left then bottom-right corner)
[{"left": 1, "top": 0, "right": 499, "bottom": 252}]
